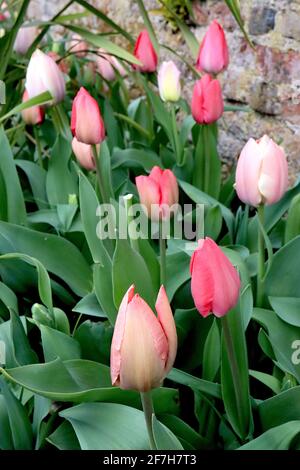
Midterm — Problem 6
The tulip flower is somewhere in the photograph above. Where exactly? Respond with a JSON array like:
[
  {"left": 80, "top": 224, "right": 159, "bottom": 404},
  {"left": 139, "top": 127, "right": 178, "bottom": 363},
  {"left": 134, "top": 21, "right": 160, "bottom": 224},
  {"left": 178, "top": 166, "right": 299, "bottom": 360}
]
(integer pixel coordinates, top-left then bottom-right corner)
[
  {"left": 191, "top": 74, "right": 223, "bottom": 124},
  {"left": 72, "top": 137, "right": 97, "bottom": 171},
  {"left": 235, "top": 135, "right": 288, "bottom": 207},
  {"left": 111, "top": 285, "right": 177, "bottom": 392},
  {"left": 136, "top": 166, "right": 179, "bottom": 221},
  {"left": 0, "top": 2, "right": 9, "bottom": 21},
  {"left": 14, "top": 26, "right": 37, "bottom": 55},
  {"left": 96, "top": 49, "right": 126, "bottom": 81},
  {"left": 71, "top": 87, "right": 105, "bottom": 145},
  {"left": 190, "top": 237, "right": 241, "bottom": 318},
  {"left": 25, "top": 49, "right": 66, "bottom": 104},
  {"left": 21, "top": 90, "right": 44, "bottom": 125},
  {"left": 158, "top": 61, "right": 181, "bottom": 102},
  {"left": 133, "top": 29, "right": 158, "bottom": 73},
  {"left": 68, "top": 34, "right": 87, "bottom": 57},
  {"left": 196, "top": 20, "right": 229, "bottom": 74}
]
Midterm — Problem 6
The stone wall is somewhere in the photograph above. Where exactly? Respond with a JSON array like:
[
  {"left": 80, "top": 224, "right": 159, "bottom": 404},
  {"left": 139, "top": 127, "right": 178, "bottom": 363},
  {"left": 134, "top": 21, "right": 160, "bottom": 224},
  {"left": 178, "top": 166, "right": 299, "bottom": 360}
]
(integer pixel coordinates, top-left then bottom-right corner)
[{"left": 28, "top": 0, "right": 300, "bottom": 178}]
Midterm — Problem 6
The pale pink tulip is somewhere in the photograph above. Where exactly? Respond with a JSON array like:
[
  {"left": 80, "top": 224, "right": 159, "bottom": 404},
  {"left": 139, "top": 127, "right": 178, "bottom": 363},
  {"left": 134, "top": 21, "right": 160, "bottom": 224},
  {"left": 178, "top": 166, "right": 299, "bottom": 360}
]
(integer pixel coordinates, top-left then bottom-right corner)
[
  {"left": 21, "top": 90, "right": 44, "bottom": 125},
  {"left": 25, "top": 49, "right": 65, "bottom": 104},
  {"left": 68, "top": 34, "right": 87, "bottom": 58},
  {"left": 235, "top": 135, "right": 288, "bottom": 207},
  {"left": 196, "top": 20, "right": 229, "bottom": 74},
  {"left": 72, "top": 137, "right": 97, "bottom": 171},
  {"left": 190, "top": 238, "right": 241, "bottom": 318},
  {"left": 14, "top": 26, "right": 37, "bottom": 55},
  {"left": 110, "top": 285, "right": 177, "bottom": 392}
]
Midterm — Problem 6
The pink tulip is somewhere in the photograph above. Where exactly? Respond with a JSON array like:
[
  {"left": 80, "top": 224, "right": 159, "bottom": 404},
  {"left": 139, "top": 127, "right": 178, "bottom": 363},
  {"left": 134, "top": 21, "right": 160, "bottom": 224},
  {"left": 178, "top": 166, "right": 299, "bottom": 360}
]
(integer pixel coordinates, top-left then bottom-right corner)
[
  {"left": 21, "top": 90, "right": 44, "bottom": 125},
  {"left": 158, "top": 61, "right": 181, "bottom": 102},
  {"left": 72, "top": 137, "right": 97, "bottom": 171},
  {"left": 191, "top": 74, "right": 224, "bottom": 124},
  {"left": 25, "top": 49, "right": 66, "bottom": 104},
  {"left": 133, "top": 29, "right": 158, "bottom": 73},
  {"left": 190, "top": 238, "right": 241, "bottom": 318},
  {"left": 68, "top": 34, "right": 87, "bottom": 58},
  {"left": 135, "top": 166, "right": 179, "bottom": 221},
  {"left": 96, "top": 49, "right": 126, "bottom": 81},
  {"left": 235, "top": 135, "right": 288, "bottom": 207},
  {"left": 111, "top": 285, "right": 177, "bottom": 392},
  {"left": 71, "top": 87, "right": 105, "bottom": 145},
  {"left": 0, "top": 2, "right": 9, "bottom": 21},
  {"left": 14, "top": 26, "right": 37, "bottom": 55},
  {"left": 196, "top": 20, "right": 229, "bottom": 74}
]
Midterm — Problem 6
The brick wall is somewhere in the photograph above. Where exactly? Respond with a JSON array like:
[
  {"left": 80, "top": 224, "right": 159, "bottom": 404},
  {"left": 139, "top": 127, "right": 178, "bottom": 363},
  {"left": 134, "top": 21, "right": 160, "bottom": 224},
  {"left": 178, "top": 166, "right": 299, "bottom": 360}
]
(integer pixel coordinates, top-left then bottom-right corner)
[{"left": 28, "top": 0, "right": 300, "bottom": 178}]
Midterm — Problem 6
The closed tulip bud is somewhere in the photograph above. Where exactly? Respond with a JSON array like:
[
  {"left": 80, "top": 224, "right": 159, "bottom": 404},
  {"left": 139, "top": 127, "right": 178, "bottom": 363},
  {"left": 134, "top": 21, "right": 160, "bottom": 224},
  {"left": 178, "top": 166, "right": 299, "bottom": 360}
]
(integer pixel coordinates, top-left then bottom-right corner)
[
  {"left": 235, "top": 135, "right": 288, "bottom": 207},
  {"left": 25, "top": 49, "right": 66, "bottom": 104},
  {"left": 191, "top": 74, "right": 223, "bottom": 124},
  {"left": 21, "top": 90, "right": 44, "bottom": 125},
  {"left": 196, "top": 20, "right": 229, "bottom": 74},
  {"left": 136, "top": 166, "right": 179, "bottom": 221},
  {"left": 68, "top": 34, "right": 87, "bottom": 58},
  {"left": 158, "top": 61, "right": 181, "bottom": 102},
  {"left": 133, "top": 29, "right": 158, "bottom": 73},
  {"left": 96, "top": 49, "right": 126, "bottom": 81},
  {"left": 71, "top": 87, "right": 105, "bottom": 145},
  {"left": 0, "top": 2, "right": 9, "bottom": 21},
  {"left": 72, "top": 137, "right": 97, "bottom": 171},
  {"left": 14, "top": 26, "right": 37, "bottom": 55},
  {"left": 190, "top": 238, "right": 241, "bottom": 318},
  {"left": 111, "top": 285, "right": 177, "bottom": 392}
]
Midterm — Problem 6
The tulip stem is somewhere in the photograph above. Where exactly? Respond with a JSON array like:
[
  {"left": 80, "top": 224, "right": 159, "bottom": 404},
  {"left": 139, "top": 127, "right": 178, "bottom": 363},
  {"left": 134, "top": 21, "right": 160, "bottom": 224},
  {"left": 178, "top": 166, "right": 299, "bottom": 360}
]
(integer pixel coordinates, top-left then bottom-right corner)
[
  {"left": 170, "top": 104, "right": 181, "bottom": 165},
  {"left": 159, "top": 221, "right": 167, "bottom": 286},
  {"left": 141, "top": 391, "right": 156, "bottom": 450},
  {"left": 92, "top": 144, "right": 108, "bottom": 204},
  {"left": 257, "top": 204, "right": 265, "bottom": 307},
  {"left": 33, "top": 126, "right": 43, "bottom": 169}
]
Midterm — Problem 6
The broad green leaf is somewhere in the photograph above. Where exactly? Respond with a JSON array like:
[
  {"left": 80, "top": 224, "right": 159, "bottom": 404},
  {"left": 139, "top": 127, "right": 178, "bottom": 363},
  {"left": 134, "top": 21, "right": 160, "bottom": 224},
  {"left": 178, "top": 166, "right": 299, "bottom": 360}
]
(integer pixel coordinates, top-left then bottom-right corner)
[
  {"left": 265, "top": 236, "right": 300, "bottom": 298},
  {"left": 205, "top": 205, "right": 222, "bottom": 239},
  {"left": 202, "top": 319, "right": 220, "bottom": 381},
  {"left": 285, "top": 193, "right": 300, "bottom": 243},
  {"left": 0, "top": 359, "right": 179, "bottom": 414},
  {"left": 60, "top": 402, "right": 151, "bottom": 450},
  {"left": 221, "top": 305, "right": 253, "bottom": 440},
  {"left": 73, "top": 293, "right": 106, "bottom": 318},
  {"left": 166, "top": 251, "right": 190, "bottom": 301},
  {"left": 0, "top": 394, "right": 14, "bottom": 449},
  {"left": 10, "top": 311, "right": 38, "bottom": 366},
  {"left": 47, "top": 421, "right": 80, "bottom": 450},
  {"left": 0, "top": 253, "right": 52, "bottom": 311},
  {"left": 0, "top": 221, "right": 92, "bottom": 296},
  {"left": 269, "top": 296, "right": 300, "bottom": 327},
  {"left": 46, "top": 136, "right": 77, "bottom": 206},
  {"left": 168, "top": 368, "right": 221, "bottom": 399},
  {"left": 158, "top": 414, "right": 209, "bottom": 450},
  {"left": 112, "top": 148, "right": 160, "bottom": 171},
  {"left": 152, "top": 415, "right": 183, "bottom": 450},
  {"left": 40, "top": 325, "right": 81, "bottom": 362},
  {"left": 238, "top": 421, "right": 300, "bottom": 450},
  {"left": 258, "top": 387, "right": 300, "bottom": 430},
  {"left": 15, "top": 160, "right": 47, "bottom": 210},
  {"left": 0, "top": 126, "right": 27, "bottom": 225},
  {"left": 33, "top": 395, "right": 51, "bottom": 448},
  {"left": 94, "top": 260, "right": 117, "bottom": 325},
  {"left": 112, "top": 237, "right": 156, "bottom": 309},
  {"left": 0, "top": 281, "right": 18, "bottom": 316},
  {"left": 74, "top": 320, "right": 112, "bottom": 364},
  {"left": 0, "top": 92, "right": 52, "bottom": 122},
  {"left": 253, "top": 308, "right": 300, "bottom": 382},
  {"left": 0, "top": 377, "right": 33, "bottom": 450},
  {"left": 249, "top": 370, "right": 281, "bottom": 395}
]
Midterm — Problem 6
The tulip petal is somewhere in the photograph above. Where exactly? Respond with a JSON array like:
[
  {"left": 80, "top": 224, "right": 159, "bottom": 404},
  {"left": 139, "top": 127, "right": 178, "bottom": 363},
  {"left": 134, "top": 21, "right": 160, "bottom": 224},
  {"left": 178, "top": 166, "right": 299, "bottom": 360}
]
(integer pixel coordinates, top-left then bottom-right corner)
[
  {"left": 205, "top": 238, "right": 241, "bottom": 317},
  {"left": 136, "top": 174, "right": 160, "bottom": 219},
  {"left": 160, "top": 170, "right": 179, "bottom": 219},
  {"left": 190, "top": 242, "right": 214, "bottom": 317},
  {"left": 155, "top": 286, "right": 177, "bottom": 374},
  {"left": 119, "top": 294, "right": 168, "bottom": 391},
  {"left": 258, "top": 139, "right": 288, "bottom": 205},
  {"left": 110, "top": 285, "right": 135, "bottom": 386}
]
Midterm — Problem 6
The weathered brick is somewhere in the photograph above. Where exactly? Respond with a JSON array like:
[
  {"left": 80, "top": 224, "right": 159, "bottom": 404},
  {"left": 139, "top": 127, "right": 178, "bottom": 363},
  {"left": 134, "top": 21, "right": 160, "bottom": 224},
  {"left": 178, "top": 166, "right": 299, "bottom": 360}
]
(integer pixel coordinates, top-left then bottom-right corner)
[
  {"left": 281, "top": 10, "right": 300, "bottom": 41},
  {"left": 249, "top": 7, "right": 276, "bottom": 35}
]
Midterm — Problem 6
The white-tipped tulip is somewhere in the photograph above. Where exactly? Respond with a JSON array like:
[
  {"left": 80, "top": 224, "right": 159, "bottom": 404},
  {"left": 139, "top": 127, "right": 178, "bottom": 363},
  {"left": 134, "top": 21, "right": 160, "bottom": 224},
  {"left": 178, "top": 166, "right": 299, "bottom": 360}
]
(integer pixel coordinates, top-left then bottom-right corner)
[
  {"left": 25, "top": 49, "right": 66, "bottom": 105},
  {"left": 158, "top": 61, "right": 181, "bottom": 102}
]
